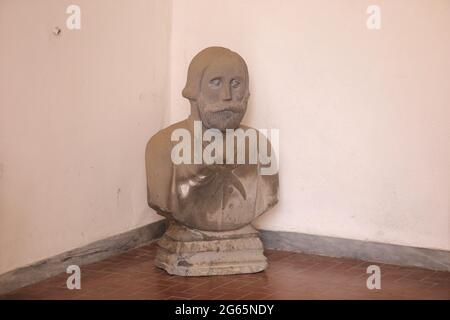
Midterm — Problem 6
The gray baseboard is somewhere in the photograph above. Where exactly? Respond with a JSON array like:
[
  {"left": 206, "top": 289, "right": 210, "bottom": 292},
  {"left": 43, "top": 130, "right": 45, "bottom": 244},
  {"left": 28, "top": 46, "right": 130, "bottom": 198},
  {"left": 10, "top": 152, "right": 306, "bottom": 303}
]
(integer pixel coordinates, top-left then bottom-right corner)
[
  {"left": 1, "top": 220, "right": 448, "bottom": 296},
  {"left": 260, "top": 229, "right": 450, "bottom": 272},
  {"left": 0, "top": 219, "right": 167, "bottom": 296}
]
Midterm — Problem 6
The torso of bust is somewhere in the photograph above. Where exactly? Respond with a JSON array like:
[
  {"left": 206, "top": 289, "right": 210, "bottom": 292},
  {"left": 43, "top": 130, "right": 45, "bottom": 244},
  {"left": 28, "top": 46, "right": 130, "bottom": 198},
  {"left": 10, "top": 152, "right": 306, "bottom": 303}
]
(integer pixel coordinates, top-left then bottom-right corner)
[{"left": 145, "top": 117, "right": 278, "bottom": 231}]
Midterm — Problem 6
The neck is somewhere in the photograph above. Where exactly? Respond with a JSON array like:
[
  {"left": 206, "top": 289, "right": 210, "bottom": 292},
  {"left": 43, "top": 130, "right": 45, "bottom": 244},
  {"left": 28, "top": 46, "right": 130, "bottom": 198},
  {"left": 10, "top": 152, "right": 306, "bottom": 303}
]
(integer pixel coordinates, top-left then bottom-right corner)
[{"left": 189, "top": 102, "right": 201, "bottom": 122}]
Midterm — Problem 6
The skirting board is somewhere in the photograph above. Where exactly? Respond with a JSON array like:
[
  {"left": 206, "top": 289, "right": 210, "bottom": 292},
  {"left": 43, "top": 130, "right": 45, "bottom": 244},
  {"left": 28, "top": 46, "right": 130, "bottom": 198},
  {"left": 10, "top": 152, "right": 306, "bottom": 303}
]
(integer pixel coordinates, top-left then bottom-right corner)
[
  {"left": 259, "top": 229, "right": 450, "bottom": 272},
  {"left": 1, "top": 220, "right": 448, "bottom": 295},
  {"left": 0, "top": 219, "right": 168, "bottom": 296}
]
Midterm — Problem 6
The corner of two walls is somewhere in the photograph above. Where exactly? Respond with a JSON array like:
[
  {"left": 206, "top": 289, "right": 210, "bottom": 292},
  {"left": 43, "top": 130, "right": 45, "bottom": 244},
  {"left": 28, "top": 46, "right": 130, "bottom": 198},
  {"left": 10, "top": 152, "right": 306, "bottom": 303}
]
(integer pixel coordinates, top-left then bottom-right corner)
[{"left": 1, "top": 0, "right": 449, "bottom": 276}]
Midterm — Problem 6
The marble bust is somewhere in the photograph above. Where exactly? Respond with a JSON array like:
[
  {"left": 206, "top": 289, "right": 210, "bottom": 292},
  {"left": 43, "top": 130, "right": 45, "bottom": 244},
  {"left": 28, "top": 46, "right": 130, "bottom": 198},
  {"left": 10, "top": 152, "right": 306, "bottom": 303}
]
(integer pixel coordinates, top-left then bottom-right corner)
[{"left": 145, "top": 47, "right": 279, "bottom": 276}]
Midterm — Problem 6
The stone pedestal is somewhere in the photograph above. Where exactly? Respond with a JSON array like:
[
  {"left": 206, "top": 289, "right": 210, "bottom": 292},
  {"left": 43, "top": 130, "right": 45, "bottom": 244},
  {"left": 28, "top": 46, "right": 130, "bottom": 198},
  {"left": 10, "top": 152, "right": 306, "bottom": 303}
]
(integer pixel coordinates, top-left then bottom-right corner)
[{"left": 155, "top": 221, "right": 267, "bottom": 276}]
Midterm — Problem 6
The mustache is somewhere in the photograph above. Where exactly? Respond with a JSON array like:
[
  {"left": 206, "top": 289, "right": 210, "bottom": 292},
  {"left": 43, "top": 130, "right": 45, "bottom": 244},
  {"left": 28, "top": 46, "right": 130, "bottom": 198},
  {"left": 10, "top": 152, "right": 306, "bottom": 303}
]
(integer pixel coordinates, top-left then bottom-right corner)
[{"left": 207, "top": 104, "right": 245, "bottom": 113}]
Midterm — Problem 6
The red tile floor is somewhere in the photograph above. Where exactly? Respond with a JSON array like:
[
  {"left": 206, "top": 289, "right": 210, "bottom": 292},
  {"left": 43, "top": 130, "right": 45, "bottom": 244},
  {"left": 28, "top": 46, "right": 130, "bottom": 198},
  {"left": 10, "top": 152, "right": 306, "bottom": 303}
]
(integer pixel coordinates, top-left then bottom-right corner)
[{"left": 2, "top": 243, "right": 449, "bottom": 300}]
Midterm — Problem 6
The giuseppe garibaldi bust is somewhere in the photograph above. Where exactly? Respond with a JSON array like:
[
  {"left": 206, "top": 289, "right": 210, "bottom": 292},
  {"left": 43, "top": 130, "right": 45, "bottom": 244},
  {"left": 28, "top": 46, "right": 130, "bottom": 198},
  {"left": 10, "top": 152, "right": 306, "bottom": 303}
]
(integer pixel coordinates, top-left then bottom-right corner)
[{"left": 145, "top": 47, "right": 279, "bottom": 276}]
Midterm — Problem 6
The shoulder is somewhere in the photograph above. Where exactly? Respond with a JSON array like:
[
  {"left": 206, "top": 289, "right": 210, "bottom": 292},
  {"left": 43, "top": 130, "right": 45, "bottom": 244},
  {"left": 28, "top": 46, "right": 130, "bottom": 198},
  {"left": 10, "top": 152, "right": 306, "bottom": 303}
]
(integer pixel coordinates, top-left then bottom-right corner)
[
  {"left": 238, "top": 123, "right": 272, "bottom": 145},
  {"left": 238, "top": 123, "right": 253, "bottom": 131},
  {"left": 146, "top": 119, "right": 190, "bottom": 156}
]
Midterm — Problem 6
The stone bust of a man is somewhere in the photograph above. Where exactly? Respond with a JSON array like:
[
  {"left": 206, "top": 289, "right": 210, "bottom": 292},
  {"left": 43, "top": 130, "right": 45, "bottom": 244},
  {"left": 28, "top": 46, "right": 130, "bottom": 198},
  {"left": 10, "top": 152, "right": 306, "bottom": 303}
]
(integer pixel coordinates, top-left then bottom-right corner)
[
  {"left": 146, "top": 47, "right": 279, "bottom": 275},
  {"left": 145, "top": 47, "right": 278, "bottom": 233}
]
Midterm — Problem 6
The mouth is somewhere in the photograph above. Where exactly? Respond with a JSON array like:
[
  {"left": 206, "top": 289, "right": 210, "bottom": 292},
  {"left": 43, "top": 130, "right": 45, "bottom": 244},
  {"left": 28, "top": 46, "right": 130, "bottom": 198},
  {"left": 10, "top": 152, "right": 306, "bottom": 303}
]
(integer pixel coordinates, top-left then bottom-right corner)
[{"left": 211, "top": 106, "right": 241, "bottom": 114}]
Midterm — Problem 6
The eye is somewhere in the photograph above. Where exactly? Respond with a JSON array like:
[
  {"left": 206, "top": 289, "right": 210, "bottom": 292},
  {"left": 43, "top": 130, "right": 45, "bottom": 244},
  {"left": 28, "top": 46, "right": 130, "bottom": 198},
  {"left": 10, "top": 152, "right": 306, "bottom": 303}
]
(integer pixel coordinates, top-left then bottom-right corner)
[
  {"left": 209, "top": 78, "right": 221, "bottom": 89},
  {"left": 231, "top": 79, "right": 241, "bottom": 89}
]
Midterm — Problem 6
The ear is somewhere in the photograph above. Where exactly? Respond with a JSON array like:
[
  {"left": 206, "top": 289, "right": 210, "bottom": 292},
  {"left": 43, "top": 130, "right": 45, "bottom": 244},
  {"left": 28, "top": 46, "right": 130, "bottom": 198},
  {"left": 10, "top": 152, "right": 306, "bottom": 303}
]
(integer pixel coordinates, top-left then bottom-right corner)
[{"left": 243, "top": 91, "right": 250, "bottom": 103}]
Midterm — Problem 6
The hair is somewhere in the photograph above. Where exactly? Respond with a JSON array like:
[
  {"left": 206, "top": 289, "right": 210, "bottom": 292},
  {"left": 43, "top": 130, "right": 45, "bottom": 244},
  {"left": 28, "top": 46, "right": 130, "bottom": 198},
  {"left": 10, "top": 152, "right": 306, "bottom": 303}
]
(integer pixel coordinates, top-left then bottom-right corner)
[{"left": 182, "top": 47, "right": 250, "bottom": 101}]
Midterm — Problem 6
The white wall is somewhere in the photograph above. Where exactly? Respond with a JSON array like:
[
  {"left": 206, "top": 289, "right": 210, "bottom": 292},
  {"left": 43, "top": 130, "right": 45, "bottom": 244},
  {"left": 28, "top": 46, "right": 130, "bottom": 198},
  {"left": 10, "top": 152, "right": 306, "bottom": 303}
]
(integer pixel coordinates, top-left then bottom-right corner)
[
  {"left": 1, "top": 0, "right": 448, "bottom": 276},
  {"left": 0, "top": 0, "right": 171, "bottom": 274},
  {"left": 169, "top": 0, "right": 450, "bottom": 250}
]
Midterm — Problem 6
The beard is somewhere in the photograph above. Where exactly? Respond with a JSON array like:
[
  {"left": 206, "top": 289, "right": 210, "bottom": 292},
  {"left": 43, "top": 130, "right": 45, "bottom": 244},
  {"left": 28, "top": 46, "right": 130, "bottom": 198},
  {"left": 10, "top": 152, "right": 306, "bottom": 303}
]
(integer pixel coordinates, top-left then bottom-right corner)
[{"left": 196, "top": 98, "right": 247, "bottom": 131}]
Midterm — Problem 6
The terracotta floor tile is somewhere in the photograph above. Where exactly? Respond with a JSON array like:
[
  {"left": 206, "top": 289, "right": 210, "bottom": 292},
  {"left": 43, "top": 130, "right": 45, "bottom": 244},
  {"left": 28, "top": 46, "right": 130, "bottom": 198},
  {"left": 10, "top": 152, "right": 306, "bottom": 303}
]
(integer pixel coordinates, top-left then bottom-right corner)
[{"left": 1, "top": 243, "right": 448, "bottom": 300}]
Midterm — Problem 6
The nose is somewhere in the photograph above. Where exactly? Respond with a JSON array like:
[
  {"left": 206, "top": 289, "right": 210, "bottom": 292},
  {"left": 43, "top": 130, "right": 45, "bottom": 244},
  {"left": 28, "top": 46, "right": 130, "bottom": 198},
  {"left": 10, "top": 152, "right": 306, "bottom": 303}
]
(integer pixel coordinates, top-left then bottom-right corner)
[{"left": 220, "top": 83, "right": 232, "bottom": 101}]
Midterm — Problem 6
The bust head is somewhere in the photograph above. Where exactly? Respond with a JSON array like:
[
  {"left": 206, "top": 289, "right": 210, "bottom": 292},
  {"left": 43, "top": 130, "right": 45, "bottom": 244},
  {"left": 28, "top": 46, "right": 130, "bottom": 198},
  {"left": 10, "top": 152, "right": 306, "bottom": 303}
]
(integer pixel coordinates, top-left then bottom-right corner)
[{"left": 182, "top": 47, "right": 250, "bottom": 131}]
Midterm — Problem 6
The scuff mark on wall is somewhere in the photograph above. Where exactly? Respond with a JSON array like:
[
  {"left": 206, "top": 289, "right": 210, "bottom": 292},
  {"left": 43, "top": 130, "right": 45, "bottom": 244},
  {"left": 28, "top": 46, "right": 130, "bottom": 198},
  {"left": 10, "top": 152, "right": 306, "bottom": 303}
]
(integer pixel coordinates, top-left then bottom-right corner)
[{"left": 117, "top": 188, "right": 121, "bottom": 207}]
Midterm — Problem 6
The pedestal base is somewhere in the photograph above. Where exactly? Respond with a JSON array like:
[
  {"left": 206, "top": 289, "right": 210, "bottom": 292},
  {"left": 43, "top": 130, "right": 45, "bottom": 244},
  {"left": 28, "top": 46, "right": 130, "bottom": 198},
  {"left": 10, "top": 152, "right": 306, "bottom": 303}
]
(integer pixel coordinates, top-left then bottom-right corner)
[{"left": 155, "top": 221, "right": 267, "bottom": 276}]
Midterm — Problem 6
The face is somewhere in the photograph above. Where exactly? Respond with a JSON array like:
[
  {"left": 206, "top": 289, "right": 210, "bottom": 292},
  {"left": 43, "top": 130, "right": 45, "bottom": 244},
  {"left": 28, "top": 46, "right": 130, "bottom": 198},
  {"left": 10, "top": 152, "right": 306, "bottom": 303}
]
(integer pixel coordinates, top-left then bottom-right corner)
[{"left": 196, "top": 57, "right": 248, "bottom": 131}]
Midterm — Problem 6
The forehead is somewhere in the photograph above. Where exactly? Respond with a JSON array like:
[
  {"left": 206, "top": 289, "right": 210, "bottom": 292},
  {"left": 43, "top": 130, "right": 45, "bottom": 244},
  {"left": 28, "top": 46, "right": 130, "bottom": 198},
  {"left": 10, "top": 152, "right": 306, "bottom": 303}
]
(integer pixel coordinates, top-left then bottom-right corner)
[{"left": 203, "top": 56, "right": 246, "bottom": 79}]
